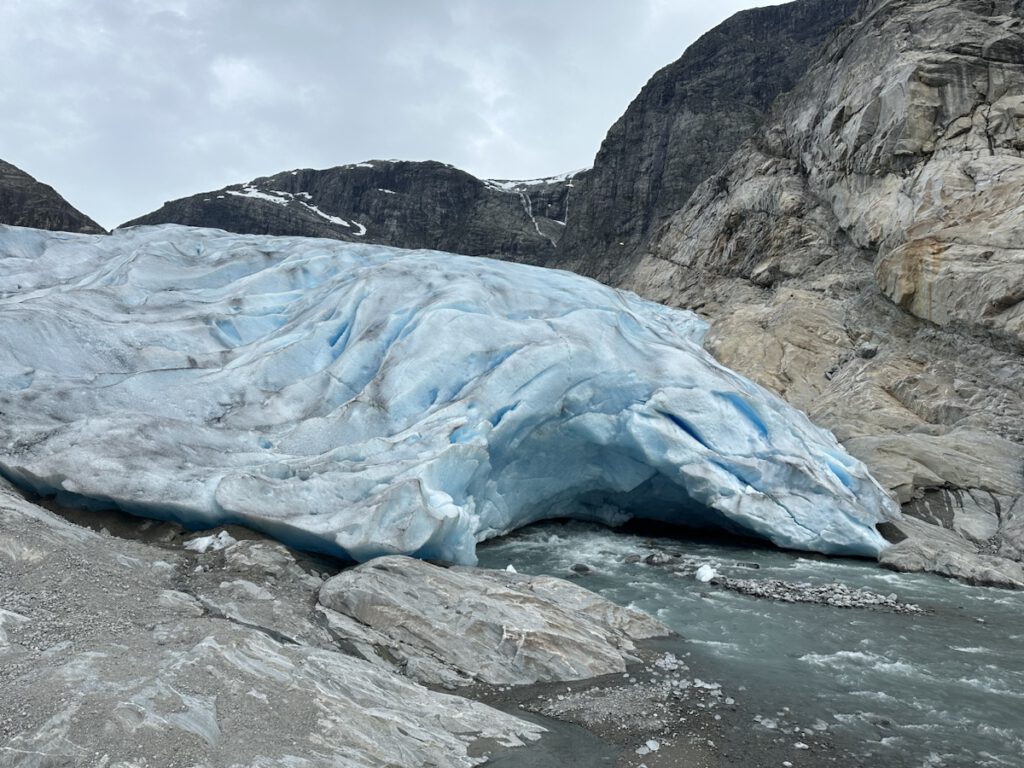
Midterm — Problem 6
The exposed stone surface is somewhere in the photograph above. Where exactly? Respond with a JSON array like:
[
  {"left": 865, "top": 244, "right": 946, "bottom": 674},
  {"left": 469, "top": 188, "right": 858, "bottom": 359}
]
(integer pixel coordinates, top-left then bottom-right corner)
[
  {"left": 317, "top": 555, "right": 670, "bottom": 687},
  {"left": 879, "top": 516, "right": 1024, "bottom": 589},
  {"left": 553, "top": 0, "right": 858, "bottom": 279},
  {"left": 0, "top": 479, "right": 558, "bottom": 767},
  {"left": 0, "top": 159, "right": 104, "bottom": 234},
  {"left": 583, "top": 0, "right": 1024, "bottom": 588},
  {"left": 122, "top": 160, "right": 583, "bottom": 262}
]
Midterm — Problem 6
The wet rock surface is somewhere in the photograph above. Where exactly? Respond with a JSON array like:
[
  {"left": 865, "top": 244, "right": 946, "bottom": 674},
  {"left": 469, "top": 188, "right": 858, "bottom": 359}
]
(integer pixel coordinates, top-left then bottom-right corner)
[
  {"left": 472, "top": 644, "right": 873, "bottom": 768},
  {"left": 624, "top": 539, "right": 925, "bottom": 612}
]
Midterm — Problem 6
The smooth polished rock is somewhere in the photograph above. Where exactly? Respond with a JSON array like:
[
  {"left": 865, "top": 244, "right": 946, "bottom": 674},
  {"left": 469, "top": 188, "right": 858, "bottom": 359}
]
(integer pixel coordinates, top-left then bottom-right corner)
[
  {"left": 318, "top": 555, "right": 670, "bottom": 686},
  {"left": 0, "top": 479, "right": 544, "bottom": 767}
]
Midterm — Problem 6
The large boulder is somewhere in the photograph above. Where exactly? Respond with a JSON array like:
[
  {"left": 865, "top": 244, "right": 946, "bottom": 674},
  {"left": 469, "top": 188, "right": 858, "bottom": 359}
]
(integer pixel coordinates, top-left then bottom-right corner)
[{"left": 318, "top": 555, "right": 669, "bottom": 687}]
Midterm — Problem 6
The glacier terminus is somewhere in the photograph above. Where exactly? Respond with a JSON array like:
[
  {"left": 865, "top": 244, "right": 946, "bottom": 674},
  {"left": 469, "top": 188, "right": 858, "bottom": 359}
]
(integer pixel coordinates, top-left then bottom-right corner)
[{"left": 0, "top": 224, "right": 898, "bottom": 562}]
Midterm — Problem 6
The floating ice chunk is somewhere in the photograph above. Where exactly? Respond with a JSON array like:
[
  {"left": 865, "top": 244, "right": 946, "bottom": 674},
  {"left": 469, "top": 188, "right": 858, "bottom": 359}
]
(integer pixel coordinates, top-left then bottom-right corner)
[
  {"left": 505, "top": 564, "right": 517, "bottom": 574},
  {"left": 0, "top": 225, "right": 898, "bottom": 564},
  {"left": 695, "top": 564, "right": 716, "bottom": 583},
  {"left": 635, "top": 739, "right": 659, "bottom": 755}
]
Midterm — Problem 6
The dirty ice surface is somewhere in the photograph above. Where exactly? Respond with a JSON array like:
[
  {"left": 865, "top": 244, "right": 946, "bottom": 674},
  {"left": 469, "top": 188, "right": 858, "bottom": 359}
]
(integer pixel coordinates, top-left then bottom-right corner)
[{"left": 0, "top": 225, "right": 896, "bottom": 562}]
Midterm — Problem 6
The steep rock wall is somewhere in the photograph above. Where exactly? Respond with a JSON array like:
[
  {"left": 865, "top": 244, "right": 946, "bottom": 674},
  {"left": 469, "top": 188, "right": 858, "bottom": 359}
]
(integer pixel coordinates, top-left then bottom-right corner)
[
  {"left": 552, "top": 0, "right": 858, "bottom": 281},
  {"left": 620, "top": 0, "right": 1024, "bottom": 586}
]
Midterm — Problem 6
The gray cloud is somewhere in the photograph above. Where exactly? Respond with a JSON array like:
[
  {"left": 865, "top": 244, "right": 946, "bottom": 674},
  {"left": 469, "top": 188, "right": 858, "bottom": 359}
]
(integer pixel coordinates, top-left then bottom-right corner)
[{"left": 1, "top": 0, "right": 777, "bottom": 228}]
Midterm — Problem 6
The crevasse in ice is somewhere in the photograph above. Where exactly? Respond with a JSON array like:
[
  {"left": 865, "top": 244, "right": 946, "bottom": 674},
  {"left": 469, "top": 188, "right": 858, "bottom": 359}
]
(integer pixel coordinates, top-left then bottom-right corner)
[{"left": 0, "top": 225, "right": 898, "bottom": 562}]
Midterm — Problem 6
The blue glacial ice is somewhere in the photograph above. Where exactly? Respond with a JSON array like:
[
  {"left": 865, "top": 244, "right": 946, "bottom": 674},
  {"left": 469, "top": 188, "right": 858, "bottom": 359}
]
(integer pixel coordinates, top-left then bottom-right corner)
[{"left": 0, "top": 224, "right": 899, "bottom": 562}]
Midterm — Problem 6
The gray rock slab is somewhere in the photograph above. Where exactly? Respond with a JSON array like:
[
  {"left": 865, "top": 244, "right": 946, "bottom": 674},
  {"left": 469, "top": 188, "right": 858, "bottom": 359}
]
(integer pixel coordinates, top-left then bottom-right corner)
[
  {"left": 318, "top": 555, "right": 670, "bottom": 687},
  {"left": 0, "top": 480, "right": 544, "bottom": 766}
]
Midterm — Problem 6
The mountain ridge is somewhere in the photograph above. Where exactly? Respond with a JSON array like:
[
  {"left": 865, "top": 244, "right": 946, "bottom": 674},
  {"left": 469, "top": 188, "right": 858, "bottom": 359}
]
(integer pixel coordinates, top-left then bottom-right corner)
[
  {"left": 0, "top": 159, "right": 104, "bottom": 235},
  {"left": 121, "top": 159, "right": 586, "bottom": 262}
]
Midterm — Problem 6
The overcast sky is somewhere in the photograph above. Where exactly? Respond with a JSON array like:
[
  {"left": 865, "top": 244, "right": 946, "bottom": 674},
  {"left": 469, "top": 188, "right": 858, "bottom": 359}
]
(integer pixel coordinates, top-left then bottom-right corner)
[{"left": 2, "top": 0, "right": 780, "bottom": 229}]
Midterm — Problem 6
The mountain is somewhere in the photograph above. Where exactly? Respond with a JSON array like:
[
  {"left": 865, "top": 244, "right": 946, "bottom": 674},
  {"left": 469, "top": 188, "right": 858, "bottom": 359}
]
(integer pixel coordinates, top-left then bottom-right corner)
[
  {"left": 606, "top": 0, "right": 1024, "bottom": 587},
  {"left": 0, "top": 159, "right": 104, "bottom": 234},
  {"left": 554, "top": 0, "right": 860, "bottom": 279},
  {"left": 122, "top": 160, "right": 585, "bottom": 262},
  {"left": 121, "top": 1, "right": 854, "bottom": 268}
]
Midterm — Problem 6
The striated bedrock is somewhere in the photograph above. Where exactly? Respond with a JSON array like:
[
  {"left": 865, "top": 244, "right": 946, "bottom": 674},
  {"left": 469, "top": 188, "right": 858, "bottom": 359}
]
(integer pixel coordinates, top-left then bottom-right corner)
[
  {"left": 794, "top": 0, "right": 1024, "bottom": 344},
  {"left": 121, "top": 159, "right": 584, "bottom": 264},
  {"left": 0, "top": 158, "right": 104, "bottom": 235},
  {"left": 0, "top": 224, "right": 897, "bottom": 563}
]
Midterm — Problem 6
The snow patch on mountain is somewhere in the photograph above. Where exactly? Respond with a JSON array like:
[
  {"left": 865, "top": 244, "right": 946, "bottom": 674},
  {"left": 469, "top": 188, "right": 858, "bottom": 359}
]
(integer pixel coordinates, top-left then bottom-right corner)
[{"left": 222, "top": 185, "right": 365, "bottom": 236}]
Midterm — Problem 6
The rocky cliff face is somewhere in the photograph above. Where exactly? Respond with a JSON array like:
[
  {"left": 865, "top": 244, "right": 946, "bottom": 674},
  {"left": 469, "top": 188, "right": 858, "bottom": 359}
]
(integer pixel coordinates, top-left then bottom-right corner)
[
  {"left": 122, "top": 160, "right": 584, "bottom": 262},
  {"left": 613, "top": 0, "right": 1024, "bottom": 587},
  {"left": 553, "top": 0, "right": 859, "bottom": 281},
  {"left": 0, "top": 159, "right": 104, "bottom": 234}
]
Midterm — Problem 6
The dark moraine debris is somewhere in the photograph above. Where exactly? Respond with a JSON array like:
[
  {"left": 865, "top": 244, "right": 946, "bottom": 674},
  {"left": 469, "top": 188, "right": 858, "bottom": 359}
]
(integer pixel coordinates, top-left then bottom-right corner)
[{"left": 712, "top": 576, "right": 925, "bottom": 614}]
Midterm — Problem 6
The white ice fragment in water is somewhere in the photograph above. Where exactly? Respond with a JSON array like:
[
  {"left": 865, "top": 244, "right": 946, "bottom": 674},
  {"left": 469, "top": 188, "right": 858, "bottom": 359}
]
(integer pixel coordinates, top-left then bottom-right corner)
[
  {"left": 505, "top": 564, "right": 517, "bottom": 573},
  {"left": 695, "top": 564, "right": 716, "bottom": 582},
  {"left": 654, "top": 653, "right": 680, "bottom": 671},
  {"left": 645, "top": 740, "right": 660, "bottom": 752},
  {"left": 184, "top": 530, "right": 237, "bottom": 554}
]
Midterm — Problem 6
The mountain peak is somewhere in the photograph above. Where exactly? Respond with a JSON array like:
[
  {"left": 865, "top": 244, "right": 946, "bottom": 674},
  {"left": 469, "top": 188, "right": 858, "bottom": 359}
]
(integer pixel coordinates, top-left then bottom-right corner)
[{"left": 0, "top": 159, "right": 105, "bottom": 234}]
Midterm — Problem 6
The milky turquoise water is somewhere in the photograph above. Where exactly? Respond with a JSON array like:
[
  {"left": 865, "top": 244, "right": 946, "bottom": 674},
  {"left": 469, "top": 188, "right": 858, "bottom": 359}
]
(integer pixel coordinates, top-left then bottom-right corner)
[{"left": 477, "top": 522, "right": 1024, "bottom": 768}]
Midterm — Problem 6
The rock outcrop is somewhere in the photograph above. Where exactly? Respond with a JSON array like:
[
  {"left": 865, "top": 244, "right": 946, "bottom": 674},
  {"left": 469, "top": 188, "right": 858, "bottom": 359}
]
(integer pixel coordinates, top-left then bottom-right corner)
[
  {"left": 604, "top": 0, "right": 1024, "bottom": 587},
  {"left": 122, "top": 160, "right": 584, "bottom": 262},
  {"left": 553, "top": 0, "right": 859, "bottom": 280},
  {"left": 5, "top": 477, "right": 708, "bottom": 765},
  {"left": 317, "top": 555, "right": 669, "bottom": 687},
  {"left": 0, "top": 159, "right": 104, "bottom": 234}
]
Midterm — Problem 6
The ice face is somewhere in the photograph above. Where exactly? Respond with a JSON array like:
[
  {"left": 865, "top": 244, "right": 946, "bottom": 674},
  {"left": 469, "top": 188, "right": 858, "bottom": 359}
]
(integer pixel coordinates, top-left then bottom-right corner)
[{"left": 0, "top": 224, "right": 898, "bottom": 562}]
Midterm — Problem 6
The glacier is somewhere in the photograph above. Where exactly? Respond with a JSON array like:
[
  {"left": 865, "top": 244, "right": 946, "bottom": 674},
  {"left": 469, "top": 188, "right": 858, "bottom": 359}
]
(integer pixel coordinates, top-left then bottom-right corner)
[{"left": 0, "top": 224, "right": 898, "bottom": 563}]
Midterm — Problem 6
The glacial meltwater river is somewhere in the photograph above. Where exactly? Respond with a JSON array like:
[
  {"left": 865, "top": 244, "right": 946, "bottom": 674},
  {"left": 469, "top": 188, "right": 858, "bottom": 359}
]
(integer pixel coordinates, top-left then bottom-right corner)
[{"left": 477, "top": 522, "right": 1024, "bottom": 768}]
